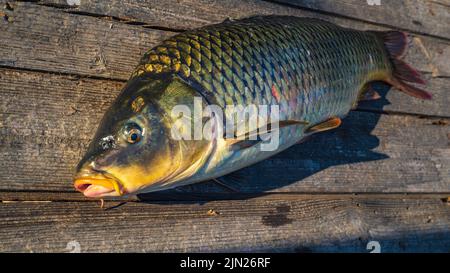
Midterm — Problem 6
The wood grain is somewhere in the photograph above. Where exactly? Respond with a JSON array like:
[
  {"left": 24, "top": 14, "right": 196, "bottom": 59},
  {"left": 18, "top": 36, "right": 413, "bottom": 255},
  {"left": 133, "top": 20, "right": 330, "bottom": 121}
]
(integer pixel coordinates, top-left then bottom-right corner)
[
  {"left": 0, "top": 194, "right": 448, "bottom": 252},
  {"left": 274, "top": 0, "right": 450, "bottom": 39},
  {"left": 0, "top": 2, "right": 449, "bottom": 117},
  {"left": 0, "top": 1, "right": 175, "bottom": 80},
  {"left": 2, "top": 1, "right": 450, "bottom": 79},
  {"left": 1, "top": 68, "right": 449, "bottom": 193},
  {"left": 0, "top": 0, "right": 449, "bottom": 253},
  {"left": 31, "top": 0, "right": 450, "bottom": 77},
  {"left": 35, "top": 0, "right": 450, "bottom": 40}
]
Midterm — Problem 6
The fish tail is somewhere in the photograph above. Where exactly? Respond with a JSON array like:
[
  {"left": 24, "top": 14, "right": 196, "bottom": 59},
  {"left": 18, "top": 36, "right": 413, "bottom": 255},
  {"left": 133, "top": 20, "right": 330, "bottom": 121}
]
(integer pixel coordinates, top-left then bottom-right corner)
[{"left": 372, "top": 31, "right": 432, "bottom": 100}]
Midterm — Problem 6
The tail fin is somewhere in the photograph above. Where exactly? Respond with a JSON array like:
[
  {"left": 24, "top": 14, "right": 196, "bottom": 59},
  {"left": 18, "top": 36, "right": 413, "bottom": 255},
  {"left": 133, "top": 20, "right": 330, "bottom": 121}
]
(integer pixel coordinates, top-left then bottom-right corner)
[{"left": 371, "top": 31, "right": 432, "bottom": 100}]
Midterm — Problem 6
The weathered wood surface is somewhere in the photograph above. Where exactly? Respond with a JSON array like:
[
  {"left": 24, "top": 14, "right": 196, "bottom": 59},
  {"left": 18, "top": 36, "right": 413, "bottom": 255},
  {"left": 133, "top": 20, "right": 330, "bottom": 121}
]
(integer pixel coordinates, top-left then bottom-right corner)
[
  {"left": 1, "top": 2, "right": 449, "bottom": 117},
  {"left": 36, "top": 0, "right": 450, "bottom": 39},
  {"left": 33, "top": 0, "right": 450, "bottom": 78},
  {"left": 0, "top": 194, "right": 448, "bottom": 252},
  {"left": 0, "top": 1, "right": 174, "bottom": 80},
  {"left": 4, "top": 1, "right": 450, "bottom": 79},
  {"left": 1, "top": 68, "right": 449, "bottom": 193},
  {"left": 0, "top": 1, "right": 449, "bottom": 252},
  {"left": 275, "top": 0, "right": 450, "bottom": 39}
]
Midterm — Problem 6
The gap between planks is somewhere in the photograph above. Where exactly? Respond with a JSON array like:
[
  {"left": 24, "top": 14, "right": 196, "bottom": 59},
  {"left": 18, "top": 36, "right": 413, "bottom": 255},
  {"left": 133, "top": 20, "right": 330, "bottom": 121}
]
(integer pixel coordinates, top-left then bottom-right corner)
[{"left": 1, "top": 191, "right": 449, "bottom": 203}]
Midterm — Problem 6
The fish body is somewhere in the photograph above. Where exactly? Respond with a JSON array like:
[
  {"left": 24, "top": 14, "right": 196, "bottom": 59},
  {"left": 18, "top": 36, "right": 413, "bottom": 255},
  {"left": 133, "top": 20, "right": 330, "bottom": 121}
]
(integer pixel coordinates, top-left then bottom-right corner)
[{"left": 74, "top": 16, "right": 431, "bottom": 197}]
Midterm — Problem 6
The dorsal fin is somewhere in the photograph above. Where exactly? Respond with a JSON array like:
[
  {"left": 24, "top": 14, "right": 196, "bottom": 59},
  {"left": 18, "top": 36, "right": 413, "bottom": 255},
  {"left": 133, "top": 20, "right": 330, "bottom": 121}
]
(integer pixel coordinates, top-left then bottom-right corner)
[{"left": 371, "top": 31, "right": 408, "bottom": 58}]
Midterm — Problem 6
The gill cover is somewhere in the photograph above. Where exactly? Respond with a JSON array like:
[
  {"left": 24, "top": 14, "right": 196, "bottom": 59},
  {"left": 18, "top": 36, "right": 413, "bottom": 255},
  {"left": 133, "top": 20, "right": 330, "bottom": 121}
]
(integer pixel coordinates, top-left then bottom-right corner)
[{"left": 75, "top": 74, "right": 212, "bottom": 196}]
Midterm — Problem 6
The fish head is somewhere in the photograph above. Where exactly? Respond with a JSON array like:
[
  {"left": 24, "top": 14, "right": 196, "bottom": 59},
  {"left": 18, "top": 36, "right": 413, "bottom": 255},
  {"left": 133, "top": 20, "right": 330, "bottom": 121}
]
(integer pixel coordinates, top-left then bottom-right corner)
[{"left": 74, "top": 75, "right": 212, "bottom": 197}]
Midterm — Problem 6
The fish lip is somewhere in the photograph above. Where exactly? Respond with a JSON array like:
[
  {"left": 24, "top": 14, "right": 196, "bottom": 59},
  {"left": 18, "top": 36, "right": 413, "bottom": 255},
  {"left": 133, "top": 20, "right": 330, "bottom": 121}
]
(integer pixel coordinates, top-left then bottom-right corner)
[{"left": 73, "top": 168, "right": 125, "bottom": 197}]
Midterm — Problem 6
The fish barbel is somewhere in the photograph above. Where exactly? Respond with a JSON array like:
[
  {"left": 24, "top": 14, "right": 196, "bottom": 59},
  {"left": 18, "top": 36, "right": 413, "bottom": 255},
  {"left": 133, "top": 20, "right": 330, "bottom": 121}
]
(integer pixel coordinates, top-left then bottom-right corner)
[{"left": 74, "top": 16, "right": 431, "bottom": 197}]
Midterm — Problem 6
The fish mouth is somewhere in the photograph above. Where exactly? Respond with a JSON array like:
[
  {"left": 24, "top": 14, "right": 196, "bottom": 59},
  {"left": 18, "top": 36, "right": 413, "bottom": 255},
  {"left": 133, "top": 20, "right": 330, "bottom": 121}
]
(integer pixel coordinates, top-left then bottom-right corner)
[{"left": 74, "top": 169, "right": 124, "bottom": 198}]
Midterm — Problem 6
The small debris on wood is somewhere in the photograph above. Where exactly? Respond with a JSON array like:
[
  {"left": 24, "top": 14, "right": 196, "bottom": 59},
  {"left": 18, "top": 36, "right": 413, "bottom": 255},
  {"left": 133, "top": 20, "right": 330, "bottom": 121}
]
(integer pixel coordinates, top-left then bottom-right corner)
[
  {"left": 413, "top": 37, "right": 440, "bottom": 77},
  {"left": 103, "top": 201, "right": 127, "bottom": 211},
  {"left": 65, "top": 105, "right": 80, "bottom": 116},
  {"left": 2, "top": 200, "right": 52, "bottom": 203},
  {"left": 431, "top": 120, "right": 449, "bottom": 126},
  {"left": 207, "top": 209, "right": 220, "bottom": 216},
  {"left": 4, "top": 2, "right": 13, "bottom": 11},
  {"left": 1, "top": 11, "right": 11, "bottom": 22},
  {"left": 427, "top": 1, "right": 435, "bottom": 16},
  {"left": 1, "top": 3, "right": 13, "bottom": 23},
  {"left": 66, "top": 0, "right": 81, "bottom": 6},
  {"left": 100, "top": 198, "right": 105, "bottom": 209}
]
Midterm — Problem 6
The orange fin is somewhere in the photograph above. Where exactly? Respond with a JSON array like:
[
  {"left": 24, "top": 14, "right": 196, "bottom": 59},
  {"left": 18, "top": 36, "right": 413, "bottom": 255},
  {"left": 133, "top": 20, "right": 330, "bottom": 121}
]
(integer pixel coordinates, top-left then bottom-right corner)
[
  {"left": 306, "top": 117, "right": 342, "bottom": 134},
  {"left": 372, "top": 30, "right": 432, "bottom": 100}
]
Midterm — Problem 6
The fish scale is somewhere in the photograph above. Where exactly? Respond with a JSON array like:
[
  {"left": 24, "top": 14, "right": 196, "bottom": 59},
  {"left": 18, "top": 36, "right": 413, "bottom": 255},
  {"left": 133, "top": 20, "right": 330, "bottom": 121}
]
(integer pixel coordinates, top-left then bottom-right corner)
[
  {"left": 75, "top": 16, "right": 432, "bottom": 197},
  {"left": 132, "top": 16, "right": 390, "bottom": 126}
]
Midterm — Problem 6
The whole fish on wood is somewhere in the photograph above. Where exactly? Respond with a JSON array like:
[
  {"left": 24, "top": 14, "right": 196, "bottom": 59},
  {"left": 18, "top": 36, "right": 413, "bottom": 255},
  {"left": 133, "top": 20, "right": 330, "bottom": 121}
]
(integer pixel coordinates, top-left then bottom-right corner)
[{"left": 74, "top": 16, "right": 431, "bottom": 197}]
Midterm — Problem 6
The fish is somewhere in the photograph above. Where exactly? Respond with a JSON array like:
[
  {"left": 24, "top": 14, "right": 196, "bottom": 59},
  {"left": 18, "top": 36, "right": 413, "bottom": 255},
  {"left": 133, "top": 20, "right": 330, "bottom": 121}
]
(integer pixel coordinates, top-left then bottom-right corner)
[{"left": 74, "top": 16, "right": 431, "bottom": 198}]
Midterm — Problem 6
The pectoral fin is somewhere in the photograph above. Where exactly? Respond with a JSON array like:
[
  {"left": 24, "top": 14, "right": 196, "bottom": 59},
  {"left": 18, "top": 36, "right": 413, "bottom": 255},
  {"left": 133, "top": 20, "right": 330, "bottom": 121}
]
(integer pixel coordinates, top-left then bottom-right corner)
[
  {"left": 305, "top": 117, "right": 342, "bottom": 134},
  {"left": 225, "top": 119, "right": 309, "bottom": 151},
  {"left": 226, "top": 139, "right": 262, "bottom": 151}
]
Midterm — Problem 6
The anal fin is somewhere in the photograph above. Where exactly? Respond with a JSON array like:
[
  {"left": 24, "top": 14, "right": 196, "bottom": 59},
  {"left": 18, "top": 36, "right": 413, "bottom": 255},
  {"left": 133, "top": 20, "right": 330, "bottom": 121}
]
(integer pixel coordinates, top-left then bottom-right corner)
[
  {"left": 306, "top": 117, "right": 342, "bottom": 134},
  {"left": 360, "top": 84, "right": 382, "bottom": 101}
]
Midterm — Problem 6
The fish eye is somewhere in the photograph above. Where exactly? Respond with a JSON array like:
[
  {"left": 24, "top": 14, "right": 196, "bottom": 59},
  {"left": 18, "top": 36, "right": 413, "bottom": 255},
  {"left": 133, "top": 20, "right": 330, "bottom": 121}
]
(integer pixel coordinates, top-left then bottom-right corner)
[{"left": 124, "top": 123, "right": 142, "bottom": 144}]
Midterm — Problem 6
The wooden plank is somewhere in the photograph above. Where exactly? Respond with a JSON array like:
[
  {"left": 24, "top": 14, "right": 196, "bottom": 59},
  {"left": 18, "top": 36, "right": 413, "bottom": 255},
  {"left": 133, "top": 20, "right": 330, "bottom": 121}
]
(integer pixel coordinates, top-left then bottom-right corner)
[
  {"left": 2, "top": 2, "right": 450, "bottom": 79},
  {"left": 0, "top": 190, "right": 448, "bottom": 203},
  {"left": 0, "top": 2, "right": 449, "bottom": 117},
  {"left": 0, "top": 195, "right": 448, "bottom": 252},
  {"left": 35, "top": 0, "right": 450, "bottom": 40},
  {"left": 1, "top": 68, "right": 449, "bottom": 193},
  {"left": 31, "top": 0, "right": 450, "bottom": 77},
  {"left": 0, "top": 191, "right": 128, "bottom": 202},
  {"left": 0, "top": 1, "right": 175, "bottom": 80},
  {"left": 274, "top": 0, "right": 450, "bottom": 39}
]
